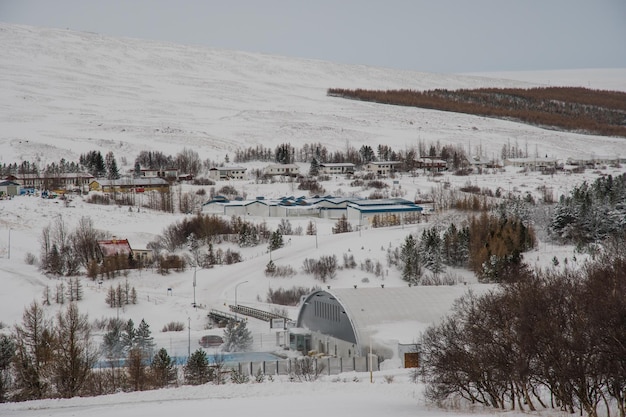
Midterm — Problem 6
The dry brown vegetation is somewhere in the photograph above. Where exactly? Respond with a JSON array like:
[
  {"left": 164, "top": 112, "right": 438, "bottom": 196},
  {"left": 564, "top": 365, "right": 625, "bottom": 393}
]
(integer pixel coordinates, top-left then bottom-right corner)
[{"left": 327, "top": 87, "right": 626, "bottom": 137}]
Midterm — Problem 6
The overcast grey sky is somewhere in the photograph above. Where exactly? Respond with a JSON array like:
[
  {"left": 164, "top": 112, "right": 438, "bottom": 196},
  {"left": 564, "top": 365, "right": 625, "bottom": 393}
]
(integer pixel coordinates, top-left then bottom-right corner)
[{"left": 2, "top": 0, "right": 625, "bottom": 73}]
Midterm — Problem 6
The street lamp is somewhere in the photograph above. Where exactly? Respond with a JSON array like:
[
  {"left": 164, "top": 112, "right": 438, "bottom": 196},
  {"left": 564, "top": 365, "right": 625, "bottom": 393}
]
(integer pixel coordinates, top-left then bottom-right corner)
[
  {"left": 192, "top": 266, "right": 197, "bottom": 308},
  {"left": 187, "top": 316, "right": 191, "bottom": 358},
  {"left": 234, "top": 280, "right": 249, "bottom": 321}
]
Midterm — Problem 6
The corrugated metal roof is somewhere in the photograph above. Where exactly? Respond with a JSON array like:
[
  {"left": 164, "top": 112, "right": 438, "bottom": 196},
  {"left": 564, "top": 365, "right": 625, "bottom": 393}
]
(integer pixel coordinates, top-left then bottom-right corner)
[{"left": 318, "top": 285, "right": 493, "bottom": 347}]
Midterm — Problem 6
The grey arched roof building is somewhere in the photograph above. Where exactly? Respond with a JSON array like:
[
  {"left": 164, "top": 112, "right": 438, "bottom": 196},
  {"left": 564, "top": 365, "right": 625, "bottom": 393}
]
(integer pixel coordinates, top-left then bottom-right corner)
[{"left": 295, "top": 285, "right": 488, "bottom": 359}]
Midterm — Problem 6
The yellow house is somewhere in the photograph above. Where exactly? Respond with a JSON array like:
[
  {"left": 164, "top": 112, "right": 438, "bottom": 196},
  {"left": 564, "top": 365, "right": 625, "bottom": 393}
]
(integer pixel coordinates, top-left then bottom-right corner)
[{"left": 89, "top": 177, "right": 170, "bottom": 193}]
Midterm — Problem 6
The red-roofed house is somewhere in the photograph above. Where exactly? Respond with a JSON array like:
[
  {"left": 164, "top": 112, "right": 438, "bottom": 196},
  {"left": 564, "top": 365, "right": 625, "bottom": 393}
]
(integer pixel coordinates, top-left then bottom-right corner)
[{"left": 97, "top": 239, "right": 132, "bottom": 259}]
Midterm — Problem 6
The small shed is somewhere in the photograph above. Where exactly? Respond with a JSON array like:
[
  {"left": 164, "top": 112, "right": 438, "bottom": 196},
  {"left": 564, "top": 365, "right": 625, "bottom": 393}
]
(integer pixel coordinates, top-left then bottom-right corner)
[{"left": 0, "top": 180, "right": 20, "bottom": 197}]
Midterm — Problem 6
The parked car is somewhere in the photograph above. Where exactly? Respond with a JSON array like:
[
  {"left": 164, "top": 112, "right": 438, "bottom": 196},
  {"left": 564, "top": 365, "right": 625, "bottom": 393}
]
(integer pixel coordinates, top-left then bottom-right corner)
[{"left": 199, "top": 335, "right": 224, "bottom": 348}]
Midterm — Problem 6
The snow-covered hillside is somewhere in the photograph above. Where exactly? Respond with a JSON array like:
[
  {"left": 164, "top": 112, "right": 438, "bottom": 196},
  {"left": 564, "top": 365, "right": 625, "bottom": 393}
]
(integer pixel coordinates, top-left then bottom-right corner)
[{"left": 2, "top": 23, "right": 626, "bottom": 169}]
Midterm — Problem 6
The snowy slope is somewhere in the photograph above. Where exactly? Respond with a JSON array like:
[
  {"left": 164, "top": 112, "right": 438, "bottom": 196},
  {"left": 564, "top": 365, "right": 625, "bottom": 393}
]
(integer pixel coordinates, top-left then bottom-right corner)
[{"left": 2, "top": 23, "right": 625, "bottom": 171}]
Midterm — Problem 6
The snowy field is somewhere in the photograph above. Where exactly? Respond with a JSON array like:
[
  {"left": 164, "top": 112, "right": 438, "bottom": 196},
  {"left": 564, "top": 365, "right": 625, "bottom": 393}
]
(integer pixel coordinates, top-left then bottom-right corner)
[{"left": 0, "top": 23, "right": 625, "bottom": 416}]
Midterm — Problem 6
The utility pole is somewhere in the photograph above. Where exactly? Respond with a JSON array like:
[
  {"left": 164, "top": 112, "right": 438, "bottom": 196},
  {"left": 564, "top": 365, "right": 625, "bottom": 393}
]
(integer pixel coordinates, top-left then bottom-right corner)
[
  {"left": 187, "top": 316, "right": 191, "bottom": 358},
  {"left": 234, "top": 280, "right": 249, "bottom": 322},
  {"left": 192, "top": 266, "right": 197, "bottom": 308}
]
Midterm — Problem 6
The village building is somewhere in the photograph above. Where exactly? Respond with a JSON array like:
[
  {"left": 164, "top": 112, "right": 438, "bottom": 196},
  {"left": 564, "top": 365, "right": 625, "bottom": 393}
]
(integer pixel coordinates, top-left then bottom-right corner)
[
  {"left": 294, "top": 285, "right": 489, "bottom": 364},
  {"left": 97, "top": 238, "right": 132, "bottom": 259},
  {"left": 133, "top": 168, "right": 179, "bottom": 180},
  {"left": 467, "top": 156, "right": 499, "bottom": 170},
  {"left": 565, "top": 156, "right": 625, "bottom": 167},
  {"left": 264, "top": 163, "right": 300, "bottom": 177},
  {"left": 131, "top": 248, "right": 154, "bottom": 264},
  {"left": 346, "top": 198, "right": 423, "bottom": 227},
  {"left": 416, "top": 158, "right": 448, "bottom": 172},
  {"left": 202, "top": 195, "right": 424, "bottom": 223},
  {"left": 364, "top": 161, "right": 402, "bottom": 176},
  {"left": 208, "top": 166, "right": 247, "bottom": 181},
  {"left": 8, "top": 172, "right": 94, "bottom": 191},
  {"left": 504, "top": 157, "right": 558, "bottom": 171},
  {"left": 0, "top": 180, "right": 21, "bottom": 197},
  {"left": 89, "top": 177, "right": 170, "bottom": 193},
  {"left": 318, "top": 162, "right": 355, "bottom": 176}
]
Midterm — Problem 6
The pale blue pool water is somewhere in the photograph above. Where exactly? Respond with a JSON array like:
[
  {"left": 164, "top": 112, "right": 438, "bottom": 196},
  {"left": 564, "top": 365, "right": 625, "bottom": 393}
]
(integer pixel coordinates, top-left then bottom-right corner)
[{"left": 96, "top": 352, "right": 281, "bottom": 368}]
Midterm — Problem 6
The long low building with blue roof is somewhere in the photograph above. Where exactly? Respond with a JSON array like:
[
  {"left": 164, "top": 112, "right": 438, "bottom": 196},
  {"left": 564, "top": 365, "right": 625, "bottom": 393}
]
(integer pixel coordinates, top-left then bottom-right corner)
[{"left": 202, "top": 195, "right": 423, "bottom": 223}]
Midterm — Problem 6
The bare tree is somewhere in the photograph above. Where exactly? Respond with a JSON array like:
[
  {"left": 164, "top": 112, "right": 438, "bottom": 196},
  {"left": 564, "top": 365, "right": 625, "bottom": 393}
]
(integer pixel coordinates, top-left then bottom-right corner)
[
  {"left": 12, "top": 302, "right": 55, "bottom": 400},
  {"left": 71, "top": 216, "right": 105, "bottom": 269},
  {"left": 52, "top": 303, "right": 97, "bottom": 398},
  {"left": 176, "top": 147, "right": 202, "bottom": 177}
]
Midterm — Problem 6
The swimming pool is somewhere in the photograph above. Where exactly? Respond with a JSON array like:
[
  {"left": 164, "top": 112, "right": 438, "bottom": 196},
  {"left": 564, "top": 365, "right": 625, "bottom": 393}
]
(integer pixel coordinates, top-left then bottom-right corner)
[
  {"left": 95, "top": 352, "right": 282, "bottom": 367},
  {"left": 207, "top": 351, "right": 282, "bottom": 364}
]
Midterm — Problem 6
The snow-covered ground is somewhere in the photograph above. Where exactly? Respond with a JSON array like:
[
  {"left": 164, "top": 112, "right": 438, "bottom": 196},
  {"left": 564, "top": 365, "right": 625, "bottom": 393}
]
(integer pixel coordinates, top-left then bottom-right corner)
[{"left": 0, "top": 23, "right": 625, "bottom": 416}]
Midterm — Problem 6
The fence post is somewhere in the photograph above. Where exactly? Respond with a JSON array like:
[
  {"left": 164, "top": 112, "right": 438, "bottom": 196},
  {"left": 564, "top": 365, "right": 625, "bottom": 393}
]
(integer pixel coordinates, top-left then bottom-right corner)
[
  {"left": 328, "top": 357, "right": 331, "bottom": 375},
  {"left": 340, "top": 357, "right": 342, "bottom": 374}
]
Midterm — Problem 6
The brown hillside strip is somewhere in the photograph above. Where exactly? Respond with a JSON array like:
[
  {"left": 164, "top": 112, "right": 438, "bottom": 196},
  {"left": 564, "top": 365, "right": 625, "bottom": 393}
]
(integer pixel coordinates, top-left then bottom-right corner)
[{"left": 327, "top": 87, "right": 626, "bottom": 138}]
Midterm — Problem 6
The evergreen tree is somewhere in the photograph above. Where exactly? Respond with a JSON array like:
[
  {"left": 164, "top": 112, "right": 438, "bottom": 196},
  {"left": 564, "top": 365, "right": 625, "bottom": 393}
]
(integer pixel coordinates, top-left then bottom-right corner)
[
  {"left": 309, "top": 157, "right": 320, "bottom": 176},
  {"left": 46, "top": 244, "right": 63, "bottom": 276},
  {"left": 400, "top": 234, "right": 422, "bottom": 284},
  {"left": 205, "top": 243, "right": 217, "bottom": 267},
  {"left": 101, "top": 320, "right": 125, "bottom": 363},
  {"left": 268, "top": 229, "right": 284, "bottom": 251},
  {"left": 306, "top": 220, "right": 317, "bottom": 236},
  {"left": 420, "top": 228, "right": 446, "bottom": 276},
  {"left": 184, "top": 349, "right": 211, "bottom": 385},
  {"left": 359, "top": 145, "right": 375, "bottom": 164},
  {"left": 265, "top": 259, "right": 277, "bottom": 276},
  {"left": 150, "top": 348, "right": 177, "bottom": 388},
  {"left": 274, "top": 143, "right": 294, "bottom": 164},
  {"left": 105, "top": 151, "right": 120, "bottom": 180},
  {"left": 135, "top": 319, "right": 155, "bottom": 359},
  {"left": 238, "top": 223, "right": 259, "bottom": 247},
  {"left": 122, "top": 319, "right": 136, "bottom": 353},
  {"left": 222, "top": 320, "right": 253, "bottom": 352}
]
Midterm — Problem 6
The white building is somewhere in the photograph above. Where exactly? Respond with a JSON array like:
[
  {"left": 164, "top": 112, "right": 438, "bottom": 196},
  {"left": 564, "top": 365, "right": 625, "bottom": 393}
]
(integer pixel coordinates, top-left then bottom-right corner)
[
  {"left": 319, "top": 163, "right": 355, "bottom": 176},
  {"left": 208, "top": 166, "right": 247, "bottom": 181},
  {"left": 364, "top": 161, "right": 402, "bottom": 176},
  {"left": 264, "top": 164, "right": 300, "bottom": 177},
  {"left": 504, "top": 157, "right": 558, "bottom": 170}
]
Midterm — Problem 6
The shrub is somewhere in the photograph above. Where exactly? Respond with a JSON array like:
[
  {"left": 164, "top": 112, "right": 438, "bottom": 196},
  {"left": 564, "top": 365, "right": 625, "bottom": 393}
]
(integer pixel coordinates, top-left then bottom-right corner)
[
  {"left": 290, "top": 357, "right": 324, "bottom": 382},
  {"left": 266, "top": 286, "right": 317, "bottom": 306},
  {"left": 265, "top": 263, "right": 296, "bottom": 278},
  {"left": 230, "top": 368, "right": 250, "bottom": 384},
  {"left": 193, "top": 178, "right": 215, "bottom": 186},
  {"left": 367, "top": 180, "right": 388, "bottom": 189},
  {"left": 161, "top": 321, "right": 185, "bottom": 332},
  {"left": 24, "top": 252, "right": 37, "bottom": 265},
  {"left": 302, "top": 255, "right": 338, "bottom": 282}
]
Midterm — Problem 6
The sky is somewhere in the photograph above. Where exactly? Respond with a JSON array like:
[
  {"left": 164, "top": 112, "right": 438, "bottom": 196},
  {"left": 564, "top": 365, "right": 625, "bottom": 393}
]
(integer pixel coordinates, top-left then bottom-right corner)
[{"left": 1, "top": 0, "right": 625, "bottom": 73}]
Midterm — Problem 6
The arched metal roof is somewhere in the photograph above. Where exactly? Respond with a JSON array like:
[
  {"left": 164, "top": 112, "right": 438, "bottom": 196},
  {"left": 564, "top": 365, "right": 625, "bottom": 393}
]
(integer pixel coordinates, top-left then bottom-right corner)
[{"left": 297, "top": 285, "right": 491, "bottom": 352}]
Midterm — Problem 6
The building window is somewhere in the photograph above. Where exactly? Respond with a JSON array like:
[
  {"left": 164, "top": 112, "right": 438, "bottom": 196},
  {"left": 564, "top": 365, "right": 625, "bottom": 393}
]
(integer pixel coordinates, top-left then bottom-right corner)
[{"left": 314, "top": 300, "right": 339, "bottom": 322}]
